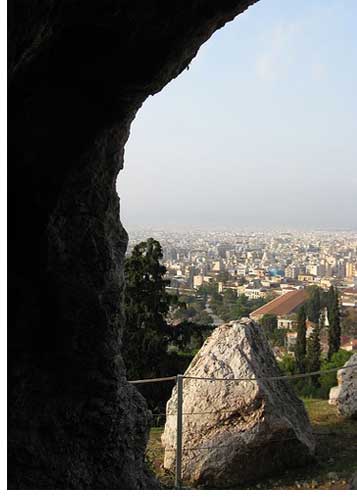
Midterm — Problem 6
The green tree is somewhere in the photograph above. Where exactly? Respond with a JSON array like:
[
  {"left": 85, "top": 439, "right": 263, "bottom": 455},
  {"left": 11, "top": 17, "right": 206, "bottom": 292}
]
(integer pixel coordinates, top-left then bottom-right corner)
[
  {"left": 278, "top": 353, "right": 296, "bottom": 376},
  {"left": 123, "top": 238, "right": 173, "bottom": 380},
  {"left": 198, "top": 282, "right": 218, "bottom": 298},
  {"left": 326, "top": 285, "right": 335, "bottom": 311},
  {"left": 203, "top": 287, "right": 272, "bottom": 323},
  {"left": 295, "top": 306, "right": 307, "bottom": 373},
  {"left": 260, "top": 314, "right": 278, "bottom": 336},
  {"left": 319, "top": 349, "right": 352, "bottom": 398},
  {"left": 341, "top": 308, "right": 357, "bottom": 337},
  {"left": 327, "top": 286, "right": 341, "bottom": 360},
  {"left": 270, "top": 327, "right": 288, "bottom": 347},
  {"left": 195, "top": 310, "right": 214, "bottom": 326},
  {"left": 223, "top": 288, "right": 237, "bottom": 304},
  {"left": 169, "top": 320, "right": 212, "bottom": 353},
  {"left": 306, "top": 327, "right": 321, "bottom": 388},
  {"left": 306, "top": 285, "right": 321, "bottom": 323}
]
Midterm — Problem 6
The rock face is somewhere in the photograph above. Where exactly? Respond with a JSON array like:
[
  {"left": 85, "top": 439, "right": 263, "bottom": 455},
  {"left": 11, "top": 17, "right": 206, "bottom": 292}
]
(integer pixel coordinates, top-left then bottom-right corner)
[
  {"left": 329, "top": 354, "right": 357, "bottom": 419},
  {"left": 8, "top": 0, "right": 259, "bottom": 489},
  {"left": 162, "top": 319, "right": 315, "bottom": 487}
]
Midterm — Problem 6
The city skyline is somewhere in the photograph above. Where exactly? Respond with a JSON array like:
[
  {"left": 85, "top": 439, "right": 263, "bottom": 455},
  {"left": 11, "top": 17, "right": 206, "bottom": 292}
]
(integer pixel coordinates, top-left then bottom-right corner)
[
  {"left": 126, "top": 228, "right": 357, "bottom": 315},
  {"left": 117, "top": 0, "right": 357, "bottom": 229},
  {"left": 126, "top": 227, "right": 357, "bottom": 294}
]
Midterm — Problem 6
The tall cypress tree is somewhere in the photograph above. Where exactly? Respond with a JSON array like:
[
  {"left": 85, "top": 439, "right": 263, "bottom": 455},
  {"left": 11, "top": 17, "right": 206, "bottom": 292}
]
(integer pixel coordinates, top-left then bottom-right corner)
[
  {"left": 327, "top": 286, "right": 341, "bottom": 360},
  {"left": 306, "top": 285, "right": 321, "bottom": 324},
  {"left": 326, "top": 285, "right": 335, "bottom": 312},
  {"left": 295, "top": 306, "right": 307, "bottom": 373},
  {"left": 306, "top": 326, "right": 321, "bottom": 388}
]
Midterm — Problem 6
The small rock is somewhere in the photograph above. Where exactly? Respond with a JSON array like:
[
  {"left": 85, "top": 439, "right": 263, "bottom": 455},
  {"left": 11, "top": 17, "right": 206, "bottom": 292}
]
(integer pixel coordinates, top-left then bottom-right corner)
[{"left": 311, "top": 480, "right": 318, "bottom": 489}]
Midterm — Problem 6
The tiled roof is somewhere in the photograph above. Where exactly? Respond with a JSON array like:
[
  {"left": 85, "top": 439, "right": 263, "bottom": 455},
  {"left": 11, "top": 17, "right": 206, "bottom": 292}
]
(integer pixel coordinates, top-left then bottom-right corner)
[{"left": 250, "top": 289, "right": 308, "bottom": 319}]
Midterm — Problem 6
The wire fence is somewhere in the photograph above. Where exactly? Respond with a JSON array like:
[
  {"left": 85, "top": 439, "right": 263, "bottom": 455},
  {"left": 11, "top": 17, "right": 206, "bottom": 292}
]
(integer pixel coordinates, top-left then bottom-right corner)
[{"left": 129, "top": 362, "right": 357, "bottom": 489}]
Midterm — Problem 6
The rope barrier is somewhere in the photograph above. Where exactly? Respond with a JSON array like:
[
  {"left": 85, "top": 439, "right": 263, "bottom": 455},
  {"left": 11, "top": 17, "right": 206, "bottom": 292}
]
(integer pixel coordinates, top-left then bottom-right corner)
[
  {"left": 129, "top": 363, "right": 357, "bottom": 385},
  {"left": 147, "top": 360, "right": 357, "bottom": 490},
  {"left": 129, "top": 375, "right": 176, "bottom": 384},
  {"left": 142, "top": 361, "right": 357, "bottom": 489},
  {"left": 182, "top": 363, "right": 357, "bottom": 382}
]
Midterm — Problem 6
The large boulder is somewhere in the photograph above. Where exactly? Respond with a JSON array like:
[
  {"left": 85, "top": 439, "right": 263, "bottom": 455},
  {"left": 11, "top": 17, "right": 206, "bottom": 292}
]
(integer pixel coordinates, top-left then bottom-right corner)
[
  {"left": 329, "top": 353, "right": 357, "bottom": 419},
  {"left": 162, "top": 318, "right": 315, "bottom": 488}
]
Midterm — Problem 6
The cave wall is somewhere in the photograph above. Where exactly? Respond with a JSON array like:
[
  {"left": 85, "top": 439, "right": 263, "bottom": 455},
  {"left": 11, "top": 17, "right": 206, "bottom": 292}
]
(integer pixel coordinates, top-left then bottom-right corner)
[{"left": 8, "top": 0, "right": 258, "bottom": 489}]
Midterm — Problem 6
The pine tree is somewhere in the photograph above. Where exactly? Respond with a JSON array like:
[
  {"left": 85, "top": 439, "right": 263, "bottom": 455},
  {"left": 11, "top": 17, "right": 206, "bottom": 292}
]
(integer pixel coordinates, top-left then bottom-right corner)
[
  {"left": 295, "top": 306, "right": 307, "bottom": 373},
  {"left": 123, "top": 238, "right": 173, "bottom": 379},
  {"left": 327, "top": 286, "right": 341, "bottom": 360},
  {"left": 306, "top": 327, "right": 321, "bottom": 388}
]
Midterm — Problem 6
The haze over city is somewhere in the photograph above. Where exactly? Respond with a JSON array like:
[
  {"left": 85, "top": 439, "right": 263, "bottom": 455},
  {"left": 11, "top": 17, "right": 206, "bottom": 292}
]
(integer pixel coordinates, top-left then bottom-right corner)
[{"left": 117, "top": 0, "right": 357, "bottom": 230}]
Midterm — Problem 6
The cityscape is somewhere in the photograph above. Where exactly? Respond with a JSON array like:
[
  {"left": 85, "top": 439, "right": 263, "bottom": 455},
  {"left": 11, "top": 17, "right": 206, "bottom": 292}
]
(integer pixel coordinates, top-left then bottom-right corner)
[
  {"left": 127, "top": 228, "right": 357, "bottom": 292},
  {"left": 8, "top": 0, "right": 357, "bottom": 491},
  {"left": 127, "top": 227, "right": 357, "bottom": 355}
]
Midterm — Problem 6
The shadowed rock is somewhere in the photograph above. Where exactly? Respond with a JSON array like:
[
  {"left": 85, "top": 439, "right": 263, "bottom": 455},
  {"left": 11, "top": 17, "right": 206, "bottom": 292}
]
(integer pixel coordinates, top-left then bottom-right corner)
[
  {"left": 162, "top": 319, "right": 315, "bottom": 487},
  {"left": 8, "top": 0, "right": 259, "bottom": 489}
]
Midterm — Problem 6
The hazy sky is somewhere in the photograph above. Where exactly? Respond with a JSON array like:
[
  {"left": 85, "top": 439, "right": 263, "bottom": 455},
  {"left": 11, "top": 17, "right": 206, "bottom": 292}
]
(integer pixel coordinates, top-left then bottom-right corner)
[{"left": 117, "top": 0, "right": 357, "bottom": 231}]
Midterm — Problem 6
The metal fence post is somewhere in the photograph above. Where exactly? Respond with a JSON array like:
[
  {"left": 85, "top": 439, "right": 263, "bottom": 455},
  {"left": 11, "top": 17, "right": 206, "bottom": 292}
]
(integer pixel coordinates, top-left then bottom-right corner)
[{"left": 175, "top": 374, "right": 183, "bottom": 489}]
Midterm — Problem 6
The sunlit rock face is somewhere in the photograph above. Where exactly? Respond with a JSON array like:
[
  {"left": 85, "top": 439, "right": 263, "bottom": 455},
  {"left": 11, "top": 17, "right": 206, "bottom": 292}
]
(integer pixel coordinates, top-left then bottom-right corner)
[
  {"left": 162, "top": 319, "right": 315, "bottom": 488},
  {"left": 329, "top": 354, "right": 357, "bottom": 419},
  {"left": 8, "top": 0, "right": 258, "bottom": 489}
]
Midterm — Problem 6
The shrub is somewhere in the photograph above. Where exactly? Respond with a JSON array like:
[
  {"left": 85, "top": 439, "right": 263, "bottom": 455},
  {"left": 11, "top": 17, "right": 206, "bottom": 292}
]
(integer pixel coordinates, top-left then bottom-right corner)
[
  {"left": 277, "top": 350, "right": 353, "bottom": 399},
  {"left": 318, "top": 349, "right": 353, "bottom": 398}
]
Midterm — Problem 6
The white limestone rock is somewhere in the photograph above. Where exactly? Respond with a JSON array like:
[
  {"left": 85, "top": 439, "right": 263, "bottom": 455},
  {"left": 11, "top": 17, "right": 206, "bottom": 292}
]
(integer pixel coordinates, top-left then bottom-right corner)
[
  {"left": 329, "top": 353, "right": 357, "bottom": 418},
  {"left": 161, "top": 318, "right": 315, "bottom": 487},
  {"left": 328, "top": 386, "right": 340, "bottom": 406}
]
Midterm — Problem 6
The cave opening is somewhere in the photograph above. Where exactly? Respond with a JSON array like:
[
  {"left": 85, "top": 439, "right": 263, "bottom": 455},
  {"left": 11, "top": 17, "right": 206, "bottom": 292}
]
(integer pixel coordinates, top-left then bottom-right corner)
[
  {"left": 8, "top": 0, "right": 357, "bottom": 490},
  {"left": 115, "top": 0, "right": 357, "bottom": 480}
]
